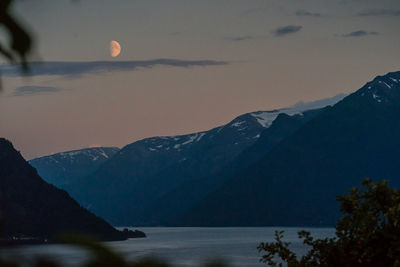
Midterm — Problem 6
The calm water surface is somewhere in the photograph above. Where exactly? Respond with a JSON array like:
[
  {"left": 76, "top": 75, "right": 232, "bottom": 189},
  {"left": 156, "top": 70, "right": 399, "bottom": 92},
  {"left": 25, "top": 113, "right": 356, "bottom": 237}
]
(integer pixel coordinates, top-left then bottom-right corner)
[{"left": 1, "top": 227, "right": 335, "bottom": 266}]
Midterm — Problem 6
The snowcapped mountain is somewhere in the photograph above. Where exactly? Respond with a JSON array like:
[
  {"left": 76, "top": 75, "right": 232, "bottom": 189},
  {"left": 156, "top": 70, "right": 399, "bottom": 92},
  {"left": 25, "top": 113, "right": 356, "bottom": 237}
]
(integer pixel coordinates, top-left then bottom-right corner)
[
  {"left": 121, "top": 93, "right": 345, "bottom": 155},
  {"left": 25, "top": 71, "right": 400, "bottom": 227},
  {"left": 60, "top": 94, "right": 344, "bottom": 226},
  {"left": 29, "top": 147, "right": 120, "bottom": 187},
  {"left": 177, "top": 71, "right": 400, "bottom": 227},
  {"left": 35, "top": 147, "right": 119, "bottom": 163},
  {"left": 249, "top": 93, "right": 346, "bottom": 128},
  {"left": 356, "top": 72, "right": 400, "bottom": 103}
]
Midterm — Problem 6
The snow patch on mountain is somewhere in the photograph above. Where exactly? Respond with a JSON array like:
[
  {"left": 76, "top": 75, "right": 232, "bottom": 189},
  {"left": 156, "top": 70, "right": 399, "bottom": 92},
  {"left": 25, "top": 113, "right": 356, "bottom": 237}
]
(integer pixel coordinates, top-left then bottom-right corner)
[
  {"left": 31, "top": 147, "right": 120, "bottom": 164},
  {"left": 359, "top": 72, "right": 400, "bottom": 103},
  {"left": 251, "top": 110, "right": 282, "bottom": 128},
  {"left": 118, "top": 94, "right": 347, "bottom": 155},
  {"left": 250, "top": 93, "right": 346, "bottom": 128},
  {"left": 141, "top": 131, "right": 209, "bottom": 152},
  {"left": 231, "top": 121, "right": 246, "bottom": 127}
]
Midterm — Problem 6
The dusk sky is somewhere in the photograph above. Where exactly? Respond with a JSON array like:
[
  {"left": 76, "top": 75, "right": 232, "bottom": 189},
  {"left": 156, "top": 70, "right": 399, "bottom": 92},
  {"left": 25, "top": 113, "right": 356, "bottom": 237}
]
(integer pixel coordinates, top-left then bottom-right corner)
[{"left": 1, "top": 0, "right": 399, "bottom": 159}]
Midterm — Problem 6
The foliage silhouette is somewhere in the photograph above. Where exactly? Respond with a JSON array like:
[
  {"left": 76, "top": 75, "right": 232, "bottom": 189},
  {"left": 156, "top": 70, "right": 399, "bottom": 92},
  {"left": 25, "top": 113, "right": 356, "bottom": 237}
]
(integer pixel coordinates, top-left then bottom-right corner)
[
  {"left": 258, "top": 178, "right": 400, "bottom": 266},
  {"left": 0, "top": 0, "right": 33, "bottom": 90}
]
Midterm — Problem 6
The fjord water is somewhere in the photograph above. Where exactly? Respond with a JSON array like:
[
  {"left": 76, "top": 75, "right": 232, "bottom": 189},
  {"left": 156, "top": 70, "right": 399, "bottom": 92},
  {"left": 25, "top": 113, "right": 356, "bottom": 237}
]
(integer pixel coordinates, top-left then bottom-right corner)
[{"left": 2, "top": 227, "right": 335, "bottom": 266}]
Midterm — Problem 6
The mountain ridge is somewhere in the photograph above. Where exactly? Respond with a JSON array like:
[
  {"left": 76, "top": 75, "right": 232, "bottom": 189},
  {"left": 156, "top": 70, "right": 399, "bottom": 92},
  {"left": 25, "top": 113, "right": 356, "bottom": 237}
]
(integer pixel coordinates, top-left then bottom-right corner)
[
  {"left": 29, "top": 147, "right": 120, "bottom": 187},
  {"left": 34, "top": 94, "right": 344, "bottom": 226},
  {"left": 177, "top": 70, "right": 400, "bottom": 226}
]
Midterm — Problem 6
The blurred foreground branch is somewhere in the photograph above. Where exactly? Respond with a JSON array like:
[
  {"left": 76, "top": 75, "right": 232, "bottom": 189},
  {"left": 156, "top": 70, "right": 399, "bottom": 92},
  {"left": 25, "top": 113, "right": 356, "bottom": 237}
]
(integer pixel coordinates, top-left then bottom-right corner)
[{"left": 0, "top": 0, "right": 33, "bottom": 90}]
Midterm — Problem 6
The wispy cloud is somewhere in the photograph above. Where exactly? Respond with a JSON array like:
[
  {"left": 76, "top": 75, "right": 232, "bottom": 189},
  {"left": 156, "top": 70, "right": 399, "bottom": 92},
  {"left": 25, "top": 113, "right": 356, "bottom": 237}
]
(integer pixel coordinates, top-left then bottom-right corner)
[
  {"left": 226, "top": 35, "right": 255, "bottom": 42},
  {"left": 296, "top": 10, "right": 321, "bottom": 17},
  {"left": 1, "top": 59, "right": 229, "bottom": 78},
  {"left": 341, "top": 30, "right": 379, "bottom": 38},
  {"left": 273, "top": 25, "right": 302, "bottom": 37},
  {"left": 10, "top": 86, "right": 62, "bottom": 97},
  {"left": 357, "top": 9, "right": 400, "bottom": 17}
]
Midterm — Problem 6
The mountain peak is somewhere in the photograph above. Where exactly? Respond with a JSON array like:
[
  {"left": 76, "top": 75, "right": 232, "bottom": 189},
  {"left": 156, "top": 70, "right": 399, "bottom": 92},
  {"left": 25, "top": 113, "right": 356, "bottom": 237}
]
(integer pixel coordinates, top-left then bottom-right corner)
[
  {"left": 249, "top": 93, "right": 346, "bottom": 128},
  {"left": 357, "top": 71, "right": 400, "bottom": 103},
  {"left": 0, "top": 138, "right": 27, "bottom": 169},
  {"left": 29, "top": 147, "right": 121, "bottom": 187},
  {"left": 178, "top": 70, "right": 400, "bottom": 227},
  {"left": 0, "top": 138, "right": 16, "bottom": 153}
]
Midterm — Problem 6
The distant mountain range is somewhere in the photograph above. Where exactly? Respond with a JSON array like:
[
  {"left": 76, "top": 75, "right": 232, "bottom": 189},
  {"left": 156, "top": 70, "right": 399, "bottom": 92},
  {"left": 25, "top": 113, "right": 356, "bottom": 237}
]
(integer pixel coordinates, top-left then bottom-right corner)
[
  {"left": 141, "top": 108, "right": 327, "bottom": 226},
  {"left": 29, "top": 147, "right": 120, "bottom": 187},
  {"left": 0, "top": 139, "right": 125, "bottom": 242},
  {"left": 31, "top": 94, "right": 345, "bottom": 226},
  {"left": 12, "top": 71, "right": 400, "bottom": 229}
]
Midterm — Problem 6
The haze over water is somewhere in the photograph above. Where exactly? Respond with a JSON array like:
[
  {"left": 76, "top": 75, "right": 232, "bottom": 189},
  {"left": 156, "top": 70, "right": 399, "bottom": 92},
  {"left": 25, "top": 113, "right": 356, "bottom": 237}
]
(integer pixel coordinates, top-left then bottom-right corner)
[{"left": 2, "top": 227, "right": 335, "bottom": 266}]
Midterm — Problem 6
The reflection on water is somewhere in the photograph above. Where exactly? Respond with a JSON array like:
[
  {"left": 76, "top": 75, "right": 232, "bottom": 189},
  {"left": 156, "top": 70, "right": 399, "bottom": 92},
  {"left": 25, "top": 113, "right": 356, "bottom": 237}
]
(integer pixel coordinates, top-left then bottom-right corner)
[{"left": 1, "top": 227, "right": 335, "bottom": 267}]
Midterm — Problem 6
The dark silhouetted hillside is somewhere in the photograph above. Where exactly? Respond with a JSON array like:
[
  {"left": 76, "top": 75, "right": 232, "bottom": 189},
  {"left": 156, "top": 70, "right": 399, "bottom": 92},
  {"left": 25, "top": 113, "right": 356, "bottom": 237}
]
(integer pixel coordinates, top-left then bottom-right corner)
[{"left": 0, "top": 138, "right": 125, "bottom": 241}]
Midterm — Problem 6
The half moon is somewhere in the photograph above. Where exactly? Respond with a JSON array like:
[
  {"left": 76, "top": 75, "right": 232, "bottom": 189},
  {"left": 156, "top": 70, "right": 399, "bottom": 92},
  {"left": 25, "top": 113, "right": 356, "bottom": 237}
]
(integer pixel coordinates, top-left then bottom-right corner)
[{"left": 110, "top": 40, "right": 121, "bottom": 57}]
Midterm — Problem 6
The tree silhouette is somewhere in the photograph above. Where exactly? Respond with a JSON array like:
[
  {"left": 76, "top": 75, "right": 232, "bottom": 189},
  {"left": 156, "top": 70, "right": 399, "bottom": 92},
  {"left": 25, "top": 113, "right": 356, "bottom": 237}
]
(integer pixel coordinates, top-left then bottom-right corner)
[{"left": 258, "top": 178, "right": 400, "bottom": 267}]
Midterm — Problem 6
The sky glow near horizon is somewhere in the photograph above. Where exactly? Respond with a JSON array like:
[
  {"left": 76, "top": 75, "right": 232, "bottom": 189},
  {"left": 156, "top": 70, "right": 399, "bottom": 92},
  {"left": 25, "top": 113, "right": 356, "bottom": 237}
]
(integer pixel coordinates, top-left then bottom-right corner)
[{"left": 0, "top": 0, "right": 399, "bottom": 159}]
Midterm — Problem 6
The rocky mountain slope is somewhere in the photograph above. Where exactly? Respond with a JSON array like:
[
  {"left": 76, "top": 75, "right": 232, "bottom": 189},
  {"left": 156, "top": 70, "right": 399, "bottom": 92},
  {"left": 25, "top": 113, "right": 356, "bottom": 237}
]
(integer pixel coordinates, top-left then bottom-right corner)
[{"left": 178, "top": 71, "right": 400, "bottom": 226}]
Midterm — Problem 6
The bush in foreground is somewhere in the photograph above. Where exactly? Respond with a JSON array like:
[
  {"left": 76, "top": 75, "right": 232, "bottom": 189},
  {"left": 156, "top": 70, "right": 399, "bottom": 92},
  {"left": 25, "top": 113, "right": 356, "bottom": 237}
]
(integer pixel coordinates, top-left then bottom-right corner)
[{"left": 258, "top": 178, "right": 400, "bottom": 266}]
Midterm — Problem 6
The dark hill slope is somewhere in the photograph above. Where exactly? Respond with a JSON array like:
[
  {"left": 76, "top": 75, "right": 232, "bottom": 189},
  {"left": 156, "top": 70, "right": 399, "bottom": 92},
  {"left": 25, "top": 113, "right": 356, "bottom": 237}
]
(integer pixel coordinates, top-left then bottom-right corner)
[{"left": 0, "top": 138, "right": 124, "bottom": 241}]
